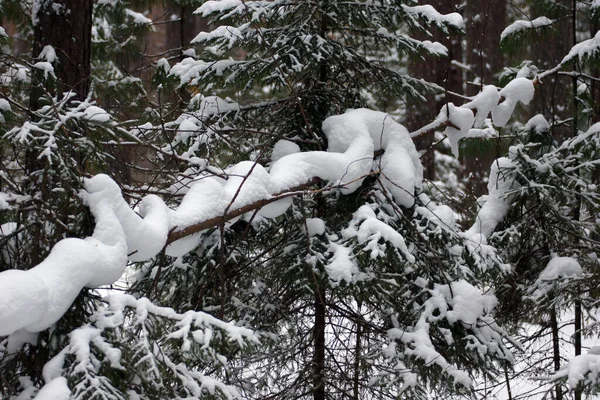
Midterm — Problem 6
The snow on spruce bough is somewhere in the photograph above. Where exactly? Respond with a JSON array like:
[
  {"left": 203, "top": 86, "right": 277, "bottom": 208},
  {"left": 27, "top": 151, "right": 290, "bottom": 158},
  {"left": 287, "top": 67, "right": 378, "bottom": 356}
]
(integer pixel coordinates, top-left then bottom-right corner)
[{"left": 0, "top": 78, "right": 534, "bottom": 339}]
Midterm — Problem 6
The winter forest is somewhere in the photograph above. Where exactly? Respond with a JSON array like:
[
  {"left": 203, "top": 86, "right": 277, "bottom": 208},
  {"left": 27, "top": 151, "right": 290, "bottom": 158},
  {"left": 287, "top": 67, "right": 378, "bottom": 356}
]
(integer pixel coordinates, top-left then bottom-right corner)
[{"left": 1, "top": 0, "right": 600, "bottom": 399}]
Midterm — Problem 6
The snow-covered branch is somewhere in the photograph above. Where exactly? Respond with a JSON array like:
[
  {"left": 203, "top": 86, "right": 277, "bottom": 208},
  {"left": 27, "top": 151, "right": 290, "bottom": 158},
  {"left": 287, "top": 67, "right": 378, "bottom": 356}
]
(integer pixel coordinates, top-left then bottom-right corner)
[
  {"left": 411, "top": 78, "right": 535, "bottom": 157},
  {"left": 0, "top": 108, "right": 423, "bottom": 337}
]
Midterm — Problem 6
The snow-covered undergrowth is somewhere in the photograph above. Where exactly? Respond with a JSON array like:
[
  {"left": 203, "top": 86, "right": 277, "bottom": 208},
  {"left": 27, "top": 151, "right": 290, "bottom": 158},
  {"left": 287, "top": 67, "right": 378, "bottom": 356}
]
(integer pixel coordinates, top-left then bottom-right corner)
[
  {"left": 0, "top": 109, "right": 421, "bottom": 336},
  {"left": 0, "top": 80, "right": 533, "bottom": 338}
]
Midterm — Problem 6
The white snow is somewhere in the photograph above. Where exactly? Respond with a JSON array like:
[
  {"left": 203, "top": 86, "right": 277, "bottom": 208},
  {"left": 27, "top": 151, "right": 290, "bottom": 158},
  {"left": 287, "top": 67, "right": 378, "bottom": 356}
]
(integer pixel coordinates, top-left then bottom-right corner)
[
  {"left": 442, "top": 280, "right": 498, "bottom": 326},
  {"left": 552, "top": 353, "right": 600, "bottom": 390},
  {"left": 0, "top": 180, "right": 128, "bottom": 335},
  {"left": 195, "top": 0, "right": 244, "bottom": 17},
  {"left": 0, "top": 98, "right": 11, "bottom": 112},
  {"left": 192, "top": 24, "right": 250, "bottom": 49},
  {"left": 530, "top": 257, "right": 583, "bottom": 300},
  {"left": 524, "top": 114, "right": 550, "bottom": 134},
  {"left": 32, "top": 46, "right": 57, "bottom": 79},
  {"left": 325, "top": 243, "right": 366, "bottom": 286},
  {"left": 38, "top": 45, "right": 56, "bottom": 63},
  {"left": 402, "top": 4, "right": 464, "bottom": 30},
  {"left": 463, "top": 85, "right": 500, "bottom": 128},
  {"left": 33, "top": 377, "right": 70, "bottom": 400},
  {"left": 0, "top": 108, "right": 425, "bottom": 336},
  {"left": 196, "top": 95, "right": 239, "bottom": 118},
  {"left": 0, "top": 192, "right": 10, "bottom": 210},
  {"left": 83, "top": 105, "right": 111, "bottom": 122},
  {"left": 465, "top": 157, "right": 519, "bottom": 244},
  {"left": 343, "top": 205, "right": 415, "bottom": 263},
  {"left": 271, "top": 140, "right": 300, "bottom": 162},
  {"left": 305, "top": 218, "right": 325, "bottom": 237},
  {"left": 491, "top": 78, "right": 535, "bottom": 127},
  {"left": 442, "top": 103, "right": 475, "bottom": 157},
  {"left": 538, "top": 256, "right": 582, "bottom": 281},
  {"left": 425, "top": 77, "right": 533, "bottom": 159},
  {"left": 500, "top": 17, "right": 553, "bottom": 42},
  {"left": 125, "top": 9, "right": 152, "bottom": 25},
  {"left": 0, "top": 26, "right": 6, "bottom": 38},
  {"left": 561, "top": 30, "right": 600, "bottom": 64}
]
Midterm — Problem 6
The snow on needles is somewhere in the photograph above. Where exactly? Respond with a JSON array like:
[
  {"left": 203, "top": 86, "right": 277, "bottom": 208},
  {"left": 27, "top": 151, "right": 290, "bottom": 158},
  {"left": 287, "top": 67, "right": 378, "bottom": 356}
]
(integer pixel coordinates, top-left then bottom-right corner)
[
  {"left": 418, "top": 78, "right": 534, "bottom": 158},
  {"left": 0, "top": 108, "right": 424, "bottom": 336},
  {"left": 500, "top": 17, "right": 554, "bottom": 42}
]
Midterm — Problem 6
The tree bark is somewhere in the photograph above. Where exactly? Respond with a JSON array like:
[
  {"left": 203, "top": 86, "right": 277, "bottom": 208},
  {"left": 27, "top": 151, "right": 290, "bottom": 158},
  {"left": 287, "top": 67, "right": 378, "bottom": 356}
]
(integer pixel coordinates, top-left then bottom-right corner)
[
  {"left": 465, "top": 0, "right": 506, "bottom": 95},
  {"left": 405, "top": 1, "right": 462, "bottom": 181},
  {"left": 33, "top": 0, "right": 92, "bottom": 101},
  {"left": 461, "top": 0, "right": 507, "bottom": 198},
  {"left": 313, "top": 284, "right": 326, "bottom": 400},
  {"left": 550, "top": 307, "right": 563, "bottom": 400}
]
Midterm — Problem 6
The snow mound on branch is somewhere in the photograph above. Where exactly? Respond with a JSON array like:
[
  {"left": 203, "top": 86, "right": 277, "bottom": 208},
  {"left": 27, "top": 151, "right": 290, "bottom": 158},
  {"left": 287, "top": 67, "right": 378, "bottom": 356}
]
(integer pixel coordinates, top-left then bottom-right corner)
[
  {"left": 271, "top": 140, "right": 300, "bottom": 162},
  {"left": 402, "top": 4, "right": 464, "bottom": 30},
  {"left": 429, "top": 78, "right": 534, "bottom": 156},
  {"left": 491, "top": 78, "right": 535, "bottom": 127},
  {"left": 538, "top": 257, "right": 582, "bottom": 281},
  {"left": 343, "top": 205, "right": 415, "bottom": 263},
  {"left": 306, "top": 218, "right": 325, "bottom": 237},
  {"left": 552, "top": 353, "right": 600, "bottom": 390},
  {"left": 0, "top": 195, "right": 128, "bottom": 335},
  {"left": 442, "top": 103, "right": 475, "bottom": 157},
  {"left": 0, "top": 108, "right": 422, "bottom": 336},
  {"left": 34, "top": 377, "right": 70, "bottom": 400},
  {"left": 525, "top": 114, "right": 550, "bottom": 133},
  {"left": 465, "top": 157, "right": 519, "bottom": 244},
  {"left": 562, "top": 30, "right": 600, "bottom": 64},
  {"left": 530, "top": 256, "right": 582, "bottom": 299},
  {"left": 82, "top": 105, "right": 111, "bottom": 123},
  {"left": 442, "top": 280, "right": 498, "bottom": 326},
  {"left": 500, "top": 17, "right": 553, "bottom": 42},
  {"left": 195, "top": 0, "right": 244, "bottom": 17}
]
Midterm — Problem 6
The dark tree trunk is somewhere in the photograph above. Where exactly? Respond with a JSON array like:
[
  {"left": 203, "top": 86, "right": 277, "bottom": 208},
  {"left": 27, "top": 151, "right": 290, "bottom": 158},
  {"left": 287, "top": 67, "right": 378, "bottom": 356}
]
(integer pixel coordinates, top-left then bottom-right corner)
[
  {"left": 550, "top": 307, "right": 563, "bottom": 400},
  {"left": 530, "top": 0, "right": 572, "bottom": 141},
  {"left": 465, "top": 0, "right": 506, "bottom": 95},
  {"left": 25, "top": 0, "right": 93, "bottom": 266},
  {"left": 33, "top": 0, "right": 92, "bottom": 102},
  {"left": 461, "top": 0, "right": 507, "bottom": 198},
  {"left": 405, "top": 1, "right": 463, "bottom": 181},
  {"left": 313, "top": 284, "right": 326, "bottom": 400}
]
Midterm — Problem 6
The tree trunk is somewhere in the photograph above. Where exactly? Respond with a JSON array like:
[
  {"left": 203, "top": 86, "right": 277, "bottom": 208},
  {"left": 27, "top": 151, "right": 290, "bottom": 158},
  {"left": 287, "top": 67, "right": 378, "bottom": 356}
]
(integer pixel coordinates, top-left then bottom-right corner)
[
  {"left": 405, "top": 1, "right": 462, "bottom": 181},
  {"left": 33, "top": 0, "right": 92, "bottom": 101},
  {"left": 465, "top": 0, "right": 506, "bottom": 95},
  {"left": 530, "top": 0, "right": 572, "bottom": 141},
  {"left": 574, "top": 299, "right": 582, "bottom": 400},
  {"left": 550, "top": 307, "right": 563, "bottom": 400},
  {"left": 462, "top": 0, "right": 507, "bottom": 198},
  {"left": 313, "top": 284, "right": 326, "bottom": 400}
]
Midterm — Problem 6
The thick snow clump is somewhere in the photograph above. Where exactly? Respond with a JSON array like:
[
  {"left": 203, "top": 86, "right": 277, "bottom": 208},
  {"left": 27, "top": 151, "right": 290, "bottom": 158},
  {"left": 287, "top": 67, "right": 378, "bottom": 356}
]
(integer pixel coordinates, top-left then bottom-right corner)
[{"left": 0, "top": 108, "right": 423, "bottom": 336}]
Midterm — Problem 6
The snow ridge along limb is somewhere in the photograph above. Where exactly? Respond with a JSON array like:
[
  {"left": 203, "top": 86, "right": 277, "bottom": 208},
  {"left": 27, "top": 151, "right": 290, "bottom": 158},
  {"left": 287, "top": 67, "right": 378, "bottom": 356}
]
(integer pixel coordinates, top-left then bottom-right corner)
[{"left": 0, "top": 108, "right": 422, "bottom": 336}]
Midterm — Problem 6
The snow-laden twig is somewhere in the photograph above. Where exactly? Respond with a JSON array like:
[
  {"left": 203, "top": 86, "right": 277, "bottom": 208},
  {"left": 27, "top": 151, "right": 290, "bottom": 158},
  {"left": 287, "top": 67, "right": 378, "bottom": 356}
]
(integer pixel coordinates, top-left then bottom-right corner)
[{"left": 0, "top": 108, "right": 423, "bottom": 336}]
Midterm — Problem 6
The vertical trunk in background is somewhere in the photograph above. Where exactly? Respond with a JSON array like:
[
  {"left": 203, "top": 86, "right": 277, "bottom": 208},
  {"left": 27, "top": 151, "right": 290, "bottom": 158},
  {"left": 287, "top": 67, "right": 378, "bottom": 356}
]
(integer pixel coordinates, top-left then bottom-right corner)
[
  {"left": 462, "top": 0, "right": 506, "bottom": 198},
  {"left": 589, "top": 9, "right": 600, "bottom": 126},
  {"left": 550, "top": 307, "right": 564, "bottom": 400},
  {"left": 313, "top": 284, "right": 326, "bottom": 400},
  {"left": 530, "top": 0, "right": 572, "bottom": 140},
  {"left": 405, "top": 1, "right": 462, "bottom": 181},
  {"left": 26, "top": 0, "right": 93, "bottom": 266},
  {"left": 33, "top": 0, "right": 92, "bottom": 102},
  {"left": 465, "top": 0, "right": 506, "bottom": 96}
]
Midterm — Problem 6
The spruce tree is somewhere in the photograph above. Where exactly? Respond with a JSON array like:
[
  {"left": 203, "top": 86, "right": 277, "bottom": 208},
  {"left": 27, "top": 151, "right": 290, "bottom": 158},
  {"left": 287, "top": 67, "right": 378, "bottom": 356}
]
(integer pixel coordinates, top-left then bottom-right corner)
[
  {"left": 0, "top": 1, "right": 549, "bottom": 398},
  {"left": 135, "top": 1, "right": 514, "bottom": 398}
]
